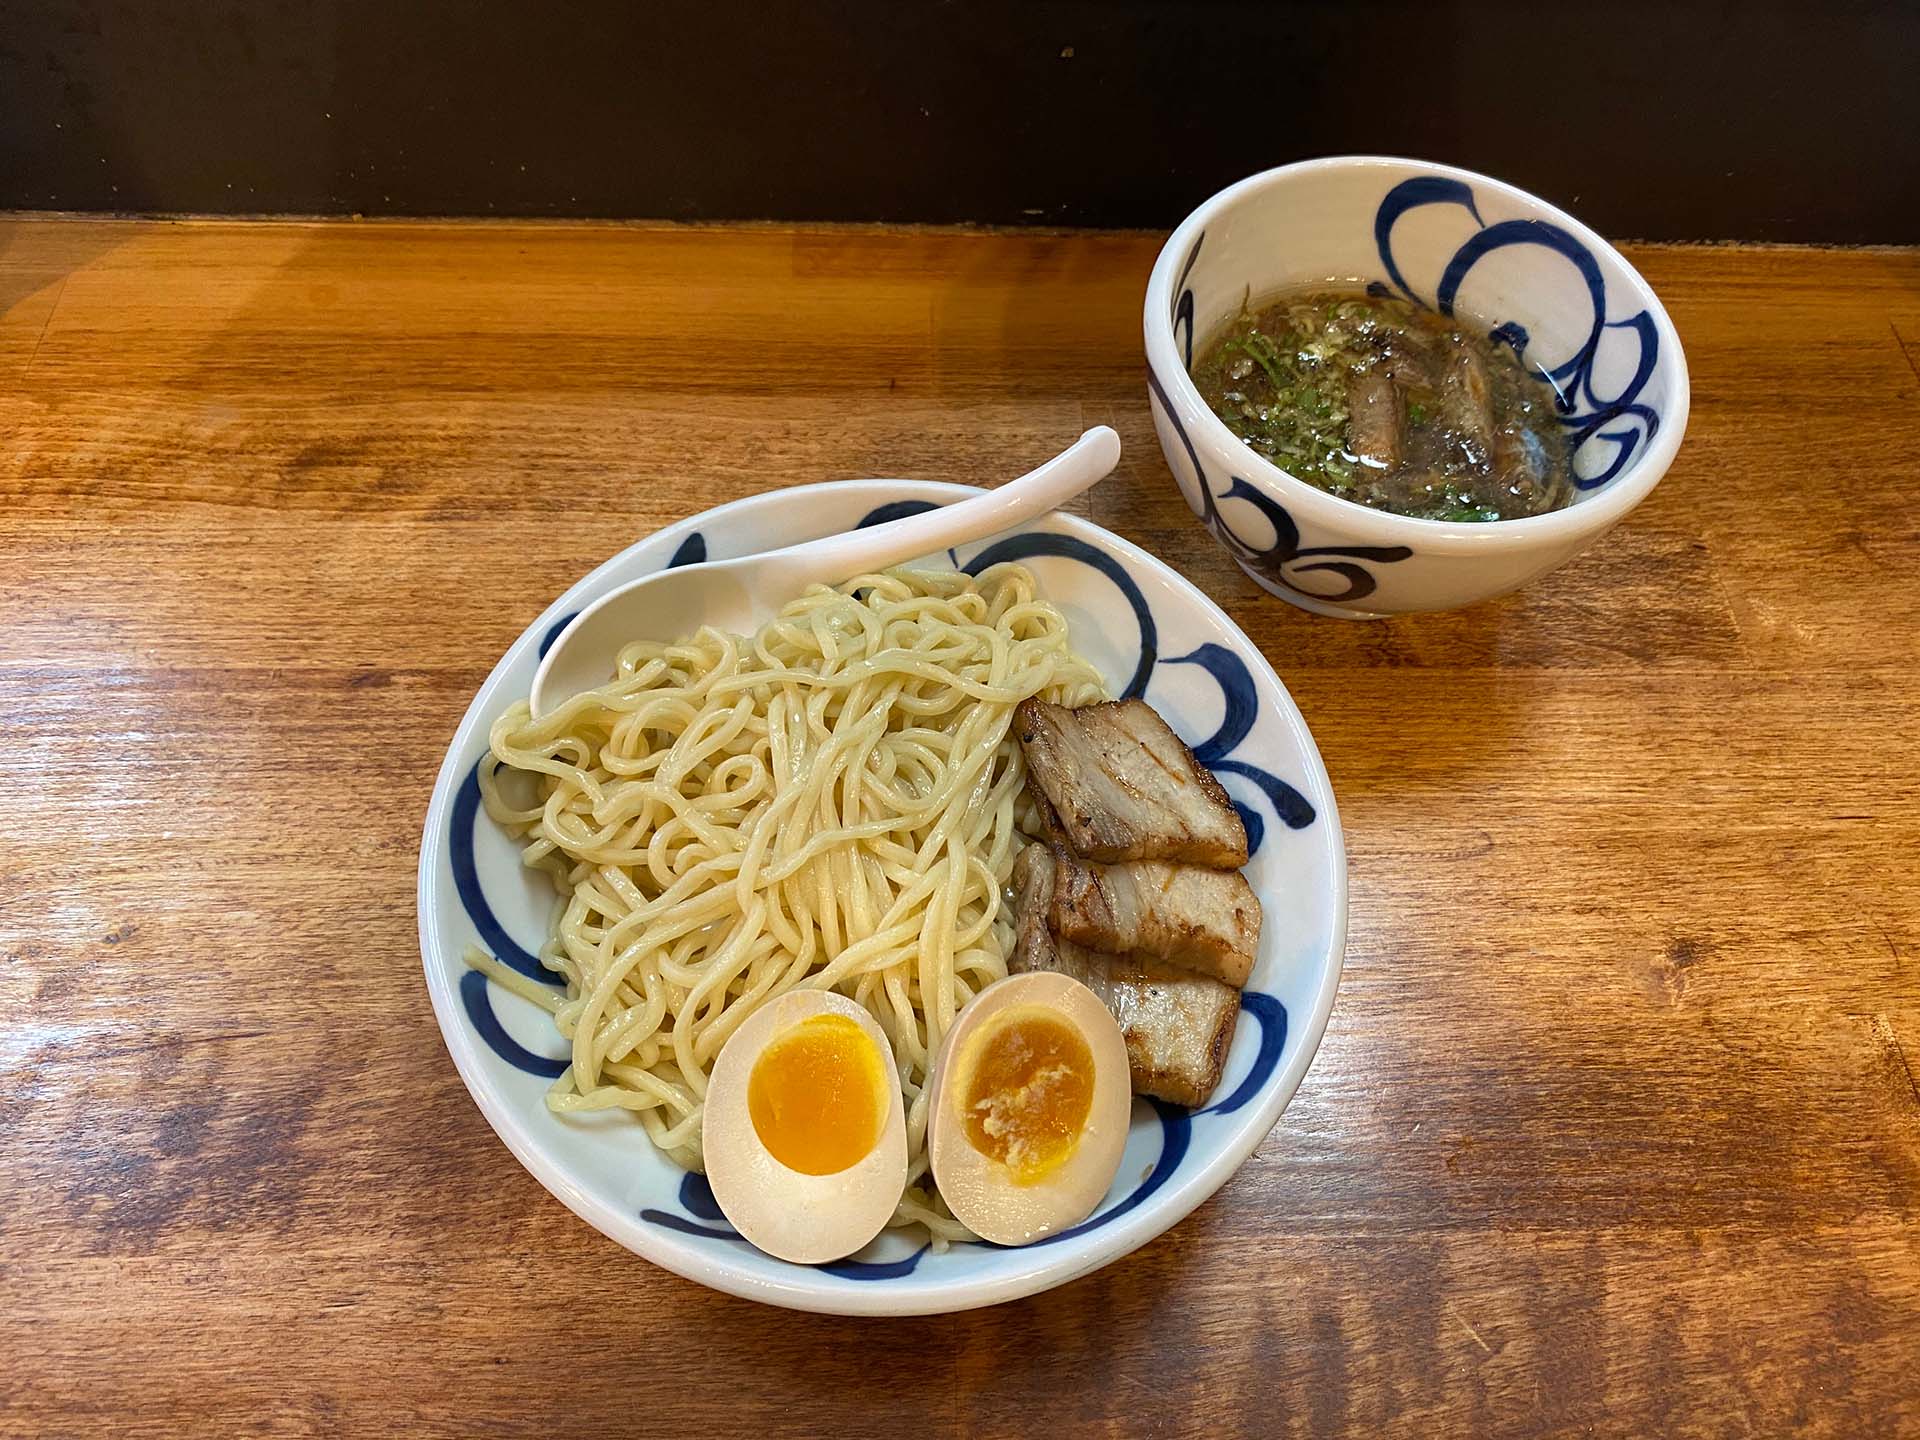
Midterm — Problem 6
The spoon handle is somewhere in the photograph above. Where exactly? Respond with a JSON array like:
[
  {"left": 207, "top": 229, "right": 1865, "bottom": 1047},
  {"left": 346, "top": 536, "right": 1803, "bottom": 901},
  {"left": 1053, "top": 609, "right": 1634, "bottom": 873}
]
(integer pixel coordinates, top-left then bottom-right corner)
[{"left": 766, "top": 426, "right": 1122, "bottom": 584}]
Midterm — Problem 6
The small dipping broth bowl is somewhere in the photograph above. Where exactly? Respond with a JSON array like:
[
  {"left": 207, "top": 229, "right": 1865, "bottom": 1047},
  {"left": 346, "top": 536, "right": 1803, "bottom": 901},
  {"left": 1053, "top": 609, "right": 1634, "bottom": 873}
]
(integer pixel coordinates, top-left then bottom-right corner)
[{"left": 1144, "top": 156, "right": 1690, "bottom": 618}]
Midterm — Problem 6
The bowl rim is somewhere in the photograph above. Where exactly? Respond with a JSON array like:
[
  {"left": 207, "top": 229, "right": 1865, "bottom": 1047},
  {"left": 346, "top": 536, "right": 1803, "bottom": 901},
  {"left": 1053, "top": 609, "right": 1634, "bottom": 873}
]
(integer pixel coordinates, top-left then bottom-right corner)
[
  {"left": 1144, "top": 154, "right": 1692, "bottom": 554},
  {"left": 416, "top": 477, "right": 1349, "bottom": 1316}
]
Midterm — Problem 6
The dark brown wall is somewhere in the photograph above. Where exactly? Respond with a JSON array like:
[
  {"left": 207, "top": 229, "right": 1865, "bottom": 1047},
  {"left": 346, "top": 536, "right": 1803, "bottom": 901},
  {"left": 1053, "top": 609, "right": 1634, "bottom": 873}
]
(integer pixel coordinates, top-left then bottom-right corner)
[{"left": 3, "top": 0, "right": 1915, "bottom": 242}]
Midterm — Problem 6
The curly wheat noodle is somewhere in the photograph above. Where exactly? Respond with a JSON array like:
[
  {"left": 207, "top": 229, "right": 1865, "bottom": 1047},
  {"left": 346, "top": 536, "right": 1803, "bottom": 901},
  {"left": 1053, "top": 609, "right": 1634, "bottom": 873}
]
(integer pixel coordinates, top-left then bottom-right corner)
[{"left": 465, "top": 564, "right": 1105, "bottom": 1245}]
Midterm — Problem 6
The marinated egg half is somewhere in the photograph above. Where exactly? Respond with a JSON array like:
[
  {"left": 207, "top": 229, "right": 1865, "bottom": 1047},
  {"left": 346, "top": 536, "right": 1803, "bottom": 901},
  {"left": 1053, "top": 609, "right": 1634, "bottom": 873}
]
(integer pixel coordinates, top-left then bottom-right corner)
[
  {"left": 928, "top": 972, "right": 1131, "bottom": 1245},
  {"left": 703, "top": 990, "right": 908, "bottom": 1264}
]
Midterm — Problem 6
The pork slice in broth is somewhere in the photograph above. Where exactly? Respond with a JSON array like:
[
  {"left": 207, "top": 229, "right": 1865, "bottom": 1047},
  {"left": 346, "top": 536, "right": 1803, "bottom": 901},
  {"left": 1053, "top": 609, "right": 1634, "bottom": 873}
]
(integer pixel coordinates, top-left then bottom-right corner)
[
  {"left": 1346, "top": 371, "right": 1406, "bottom": 471},
  {"left": 1438, "top": 341, "right": 1494, "bottom": 468}
]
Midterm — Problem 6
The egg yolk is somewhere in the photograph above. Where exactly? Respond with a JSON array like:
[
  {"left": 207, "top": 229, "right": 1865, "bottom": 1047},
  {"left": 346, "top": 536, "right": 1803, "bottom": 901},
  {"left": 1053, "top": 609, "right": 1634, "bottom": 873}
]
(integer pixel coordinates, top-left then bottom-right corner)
[
  {"left": 747, "top": 1013, "right": 886, "bottom": 1176},
  {"left": 960, "top": 1005, "right": 1096, "bottom": 1184}
]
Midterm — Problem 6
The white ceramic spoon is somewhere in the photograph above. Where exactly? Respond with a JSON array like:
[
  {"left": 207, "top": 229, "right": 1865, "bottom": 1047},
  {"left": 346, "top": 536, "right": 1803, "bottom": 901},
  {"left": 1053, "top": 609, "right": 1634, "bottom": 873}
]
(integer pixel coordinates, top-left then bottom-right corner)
[{"left": 529, "top": 425, "right": 1122, "bottom": 718}]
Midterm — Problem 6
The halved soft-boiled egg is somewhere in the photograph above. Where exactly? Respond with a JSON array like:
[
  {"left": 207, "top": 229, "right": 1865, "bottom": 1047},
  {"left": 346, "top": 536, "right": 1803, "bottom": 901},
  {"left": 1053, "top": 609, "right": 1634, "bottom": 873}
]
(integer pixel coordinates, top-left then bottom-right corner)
[
  {"left": 928, "top": 971, "right": 1130, "bottom": 1246},
  {"left": 702, "top": 989, "right": 908, "bottom": 1264}
]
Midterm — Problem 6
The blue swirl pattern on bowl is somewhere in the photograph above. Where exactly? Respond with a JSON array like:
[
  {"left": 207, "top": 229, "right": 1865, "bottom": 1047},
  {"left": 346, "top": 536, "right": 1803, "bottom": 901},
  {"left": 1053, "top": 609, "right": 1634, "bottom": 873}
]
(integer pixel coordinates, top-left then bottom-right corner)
[
  {"left": 1373, "top": 176, "right": 1662, "bottom": 488},
  {"left": 1155, "top": 224, "right": 1416, "bottom": 600},
  {"left": 1149, "top": 361, "right": 1414, "bottom": 602},
  {"left": 448, "top": 503, "right": 1307, "bottom": 1280}
]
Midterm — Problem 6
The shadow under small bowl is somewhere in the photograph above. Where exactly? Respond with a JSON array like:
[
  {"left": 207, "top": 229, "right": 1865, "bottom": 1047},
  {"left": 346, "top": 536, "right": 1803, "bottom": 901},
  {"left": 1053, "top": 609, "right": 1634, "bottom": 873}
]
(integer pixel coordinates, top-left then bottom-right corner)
[{"left": 1144, "top": 156, "right": 1690, "bottom": 618}]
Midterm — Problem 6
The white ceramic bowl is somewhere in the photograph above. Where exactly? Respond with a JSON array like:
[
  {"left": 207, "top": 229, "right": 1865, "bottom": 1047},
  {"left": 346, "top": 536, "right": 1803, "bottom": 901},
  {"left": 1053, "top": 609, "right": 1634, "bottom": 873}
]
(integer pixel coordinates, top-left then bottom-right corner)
[
  {"left": 418, "top": 479, "right": 1346, "bottom": 1315},
  {"left": 1145, "top": 156, "right": 1690, "bottom": 618}
]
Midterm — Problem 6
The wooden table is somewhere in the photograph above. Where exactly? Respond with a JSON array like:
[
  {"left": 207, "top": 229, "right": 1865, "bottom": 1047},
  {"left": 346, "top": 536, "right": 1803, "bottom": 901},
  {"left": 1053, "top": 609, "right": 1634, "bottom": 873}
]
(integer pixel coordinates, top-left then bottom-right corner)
[{"left": 2, "top": 218, "right": 1916, "bottom": 1437}]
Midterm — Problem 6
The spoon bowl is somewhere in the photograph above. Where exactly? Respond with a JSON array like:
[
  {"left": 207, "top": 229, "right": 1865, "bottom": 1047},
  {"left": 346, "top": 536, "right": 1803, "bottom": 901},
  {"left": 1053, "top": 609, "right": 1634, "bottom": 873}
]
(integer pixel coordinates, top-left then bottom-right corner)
[{"left": 530, "top": 426, "right": 1122, "bottom": 717}]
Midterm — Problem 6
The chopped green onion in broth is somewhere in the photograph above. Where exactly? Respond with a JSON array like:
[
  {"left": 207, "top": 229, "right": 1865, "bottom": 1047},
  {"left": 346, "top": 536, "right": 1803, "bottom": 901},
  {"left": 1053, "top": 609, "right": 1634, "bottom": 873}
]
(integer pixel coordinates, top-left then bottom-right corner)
[{"left": 1189, "top": 287, "right": 1576, "bottom": 522}]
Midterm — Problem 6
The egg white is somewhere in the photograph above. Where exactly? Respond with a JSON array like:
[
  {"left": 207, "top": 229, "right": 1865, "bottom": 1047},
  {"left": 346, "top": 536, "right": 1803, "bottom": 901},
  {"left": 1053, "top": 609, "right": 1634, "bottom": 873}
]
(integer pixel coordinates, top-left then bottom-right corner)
[
  {"left": 927, "top": 972, "right": 1131, "bottom": 1246},
  {"left": 702, "top": 989, "right": 909, "bottom": 1265}
]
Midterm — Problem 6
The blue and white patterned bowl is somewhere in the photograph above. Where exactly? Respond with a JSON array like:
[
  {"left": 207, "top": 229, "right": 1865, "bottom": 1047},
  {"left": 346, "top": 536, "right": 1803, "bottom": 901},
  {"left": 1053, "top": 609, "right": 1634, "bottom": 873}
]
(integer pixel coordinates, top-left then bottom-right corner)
[
  {"left": 417, "top": 479, "right": 1346, "bottom": 1315},
  {"left": 1145, "top": 156, "right": 1691, "bottom": 618}
]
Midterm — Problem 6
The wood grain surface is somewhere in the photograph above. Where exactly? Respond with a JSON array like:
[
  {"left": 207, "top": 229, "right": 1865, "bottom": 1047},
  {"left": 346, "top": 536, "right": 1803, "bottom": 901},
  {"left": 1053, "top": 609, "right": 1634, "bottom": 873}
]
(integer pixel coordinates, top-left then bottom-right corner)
[{"left": 1, "top": 218, "right": 1917, "bottom": 1438}]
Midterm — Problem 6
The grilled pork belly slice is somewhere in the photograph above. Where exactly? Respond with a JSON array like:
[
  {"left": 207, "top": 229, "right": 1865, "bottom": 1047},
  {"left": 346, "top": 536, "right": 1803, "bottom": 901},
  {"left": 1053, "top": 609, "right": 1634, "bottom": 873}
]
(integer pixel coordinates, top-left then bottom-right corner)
[
  {"left": 1043, "top": 846, "right": 1259, "bottom": 988},
  {"left": 1014, "top": 699, "right": 1248, "bottom": 868},
  {"left": 1010, "top": 844, "right": 1239, "bottom": 1108}
]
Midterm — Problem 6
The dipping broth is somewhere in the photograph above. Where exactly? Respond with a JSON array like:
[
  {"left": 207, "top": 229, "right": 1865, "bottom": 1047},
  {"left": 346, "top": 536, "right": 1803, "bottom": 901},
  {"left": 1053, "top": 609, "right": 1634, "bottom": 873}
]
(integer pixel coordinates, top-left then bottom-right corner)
[{"left": 1191, "top": 287, "right": 1575, "bottom": 522}]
